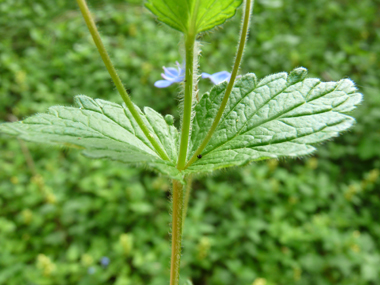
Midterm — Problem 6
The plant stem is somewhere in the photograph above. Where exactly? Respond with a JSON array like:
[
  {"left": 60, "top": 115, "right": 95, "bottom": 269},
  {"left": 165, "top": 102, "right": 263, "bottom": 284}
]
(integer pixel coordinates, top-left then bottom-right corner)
[
  {"left": 176, "top": 34, "right": 196, "bottom": 170},
  {"left": 177, "top": 34, "right": 196, "bottom": 170},
  {"left": 170, "top": 180, "right": 184, "bottom": 285},
  {"left": 182, "top": 176, "right": 193, "bottom": 226},
  {"left": 184, "top": 0, "right": 254, "bottom": 169},
  {"left": 76, "top": 0, "right": 170, "bottom": 161}
]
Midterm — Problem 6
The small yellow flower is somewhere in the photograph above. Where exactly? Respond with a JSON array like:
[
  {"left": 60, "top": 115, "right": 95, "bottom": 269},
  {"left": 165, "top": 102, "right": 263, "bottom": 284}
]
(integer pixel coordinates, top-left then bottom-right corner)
[
  {"left": 81, "top": 253, "right": 94, "bottom": 267},
  {"left": 252, "top": 278, "right": 266, "bottom": 285},
  {"left": 120, "top": 233, "right": 133, "bottom": 256},
  {"left": 10, "top": 176, "right": 19, "bottom": 184},
  {"left": 36, "top": 254, "right": 56, "bottom": 276},
  {"left": 22, "top": 209, "right": 33, "bottom": 224},
  {"left": 350, "top": 244, "right": 360, "bottom": 253},
  {"left": 45, "top": 192, "right": 57, "bottom": 204},
  {"left": 306, "top": 157, "right": 318, "bottom": 170},
  {"left": 197, "top": 237, "right": 211, "bottom": 260}
]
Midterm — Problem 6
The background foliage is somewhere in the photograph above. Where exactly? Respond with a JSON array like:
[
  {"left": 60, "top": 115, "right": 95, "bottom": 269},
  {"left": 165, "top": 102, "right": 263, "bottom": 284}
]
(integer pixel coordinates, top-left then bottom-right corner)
[{"left": 1, "top": 0, "right": 379, "bottom": 284}]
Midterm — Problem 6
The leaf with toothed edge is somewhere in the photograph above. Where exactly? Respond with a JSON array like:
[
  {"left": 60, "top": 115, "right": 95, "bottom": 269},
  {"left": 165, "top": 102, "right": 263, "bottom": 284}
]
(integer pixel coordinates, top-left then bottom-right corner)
[
  {"left": 145, "top": 0, "right": 243, "bottom": 34},
  {"left": 184, "top": 67, "right": 362, "bottom": 174},
  {"left": 0, "top": 95, "right": 183, "bottom": 182},
  {"left": 0, "top": 68, "right": 362, "bottom": 180}
]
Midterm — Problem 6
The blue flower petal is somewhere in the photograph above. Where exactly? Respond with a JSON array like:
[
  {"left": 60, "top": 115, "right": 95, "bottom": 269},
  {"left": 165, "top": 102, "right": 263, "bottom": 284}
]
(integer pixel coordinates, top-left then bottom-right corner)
[
  {"left": 161, "top": 73, "right": 174, "bottom": 81},
  {"left": 100, "top": 256, "right": 110, "bottom": 267},
  {"left": 163, "top": 67, "right": 179, "bottom": 78},
  {"left": 154, "top": 62, "right": 185, "bottom": 88},
  {"left": 202, "top": 71, "right": 231, "bottom": 85},
  {"left": 176, "top": 62, "right": 185, "bottom": 75},
  {"left": 154, "top": 80, "right": 173, "bottom": 88},
  {"left": 173, "top": 75, "right": 185, "bottom": 83}
]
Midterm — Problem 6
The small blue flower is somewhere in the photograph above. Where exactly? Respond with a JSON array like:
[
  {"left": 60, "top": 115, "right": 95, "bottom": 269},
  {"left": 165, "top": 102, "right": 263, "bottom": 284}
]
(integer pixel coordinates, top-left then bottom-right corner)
[
  {"left": 88, "top": 266, "right": 96, "bottom": 275},
  {"left": 201, "top": 71, "right": 231, "bottom": 85},
  {"left": 154, "top": 61, "right": 185, "bottom": 88},
  {"left": 100, "top": 256, "right": 110, "bottom": 267}
]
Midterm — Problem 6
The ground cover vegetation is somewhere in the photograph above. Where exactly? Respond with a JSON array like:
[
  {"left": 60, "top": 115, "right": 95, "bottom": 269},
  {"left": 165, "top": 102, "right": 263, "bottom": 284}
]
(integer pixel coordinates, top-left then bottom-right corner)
[{"left": 0, "top": 0, "right": 379, "bottom": 284}]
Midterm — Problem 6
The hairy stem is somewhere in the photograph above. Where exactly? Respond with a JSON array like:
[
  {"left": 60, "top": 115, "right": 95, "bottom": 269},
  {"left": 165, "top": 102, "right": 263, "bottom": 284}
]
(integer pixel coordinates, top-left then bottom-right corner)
[
  {"left": 76, "top": 0, "right": 170, "bottom": 161},
  {"left": 177, "top": 33, "right": 196, "bottom": 170},
  {"left": 184, "top": 0, "right": 254, "bottom": 169},
  {"left": 182, "top": 176, "right": 193, "bottom": 227},
  {"left": 170, "top": 180, "right": 184, "bottom": 285}
]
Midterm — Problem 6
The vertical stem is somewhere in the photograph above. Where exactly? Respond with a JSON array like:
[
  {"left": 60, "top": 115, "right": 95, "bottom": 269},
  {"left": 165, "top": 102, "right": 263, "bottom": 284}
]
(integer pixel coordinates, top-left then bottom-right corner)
[
  {"left": 76, "top": 0, "right": 170, "bottom": 161},
  {"left": 184, "top": 0, "right": 254, "bottom": 169},
  {"left": 170, "top": 180, "right": 184, "bottom": 285},
  {"left": 177, "top": 34, "right": 196, "bottom": 170},
  {"left": 182, "top": 176, "right": 193, "bottom": 227}
]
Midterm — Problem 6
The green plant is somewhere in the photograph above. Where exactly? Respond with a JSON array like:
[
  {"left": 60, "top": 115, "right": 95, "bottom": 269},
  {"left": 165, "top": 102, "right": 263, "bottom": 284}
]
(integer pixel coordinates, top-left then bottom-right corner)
[{"left": 0, "top": 0, "right": 363, "bottom": 284}]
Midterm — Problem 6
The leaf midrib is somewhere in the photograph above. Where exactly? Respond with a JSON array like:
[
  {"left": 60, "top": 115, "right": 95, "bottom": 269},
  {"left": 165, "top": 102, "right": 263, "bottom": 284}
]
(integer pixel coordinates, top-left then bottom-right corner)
[
  {"left": 202, "top": 80, "right": 348, "bottom": 156},
  {"left": 191, "top": 117, "right": 348, "bottom": 168}
]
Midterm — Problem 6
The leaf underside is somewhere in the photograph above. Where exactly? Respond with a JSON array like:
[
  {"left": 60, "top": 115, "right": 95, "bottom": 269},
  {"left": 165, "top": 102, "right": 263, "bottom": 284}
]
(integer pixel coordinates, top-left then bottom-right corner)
[
  {"left": 0, "top": 96, "right": 182, "bottom": 181},
  {"left": 145, "top": 0, "right": 243, "bottom": 34},
  {"left": 185, "top": 67, "right": 362, "bottom": 174}
]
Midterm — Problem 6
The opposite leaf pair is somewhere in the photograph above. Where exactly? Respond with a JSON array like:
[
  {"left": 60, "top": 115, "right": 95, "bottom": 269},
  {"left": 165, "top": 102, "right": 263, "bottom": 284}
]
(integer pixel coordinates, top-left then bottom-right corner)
[{"left": 0, "top": 68, "right": 362, "bottom": 183}]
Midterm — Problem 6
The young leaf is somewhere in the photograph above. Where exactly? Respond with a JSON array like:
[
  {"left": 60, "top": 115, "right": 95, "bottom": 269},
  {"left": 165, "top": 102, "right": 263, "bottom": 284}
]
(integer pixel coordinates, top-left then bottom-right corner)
[
  {"left": 145, "top": 0, "right": 243, "bottom": 34},
  {"left": 186, "top": 68, "right": 362, "bottom": 174},
  {"left": 0, "top": 95, "right": 182, "bottom": 181}
]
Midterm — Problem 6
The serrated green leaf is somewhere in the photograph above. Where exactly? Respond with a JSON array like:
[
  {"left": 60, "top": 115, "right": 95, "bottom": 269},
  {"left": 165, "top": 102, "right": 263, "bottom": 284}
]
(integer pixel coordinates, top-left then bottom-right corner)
[
  {"left": 0, "top": 95, "right": 182, "bottom": 181},
  {"left": 145, "top": 0, "right": 243, "bottom": 34},
  {"left": 186, "top": 68, "right": 362, "bottom": 174}
]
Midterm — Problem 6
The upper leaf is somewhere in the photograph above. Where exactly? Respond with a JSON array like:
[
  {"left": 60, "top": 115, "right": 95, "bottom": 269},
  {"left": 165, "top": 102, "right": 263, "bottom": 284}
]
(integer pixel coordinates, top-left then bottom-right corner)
[
  {"left": 145, "top": 0, "right": 243, "bottom": 34},
  {"left": 0, "top": 95, "right": 182, "bottom": 181},
  {"left": 186, "top": 68, "right": 362, "bottom": 174}
]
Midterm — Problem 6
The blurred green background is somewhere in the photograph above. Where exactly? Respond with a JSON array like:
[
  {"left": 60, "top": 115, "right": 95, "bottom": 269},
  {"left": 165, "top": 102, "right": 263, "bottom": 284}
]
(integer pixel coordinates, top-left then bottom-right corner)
[{"left": 1, "top": 0, "right": 380, "bottom": 284}]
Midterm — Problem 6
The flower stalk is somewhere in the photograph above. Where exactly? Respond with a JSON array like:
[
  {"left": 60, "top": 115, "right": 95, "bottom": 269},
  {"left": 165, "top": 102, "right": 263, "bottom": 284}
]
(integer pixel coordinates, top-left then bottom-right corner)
[
  {"left": 76, "top": 0, "right": 170, "bottom": 161},
  {"left": 184, "top": 0, "right": 254, "bottom": 169},
  {"left": 177, "top": 33, "right": 197, "bottom": 170}
]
